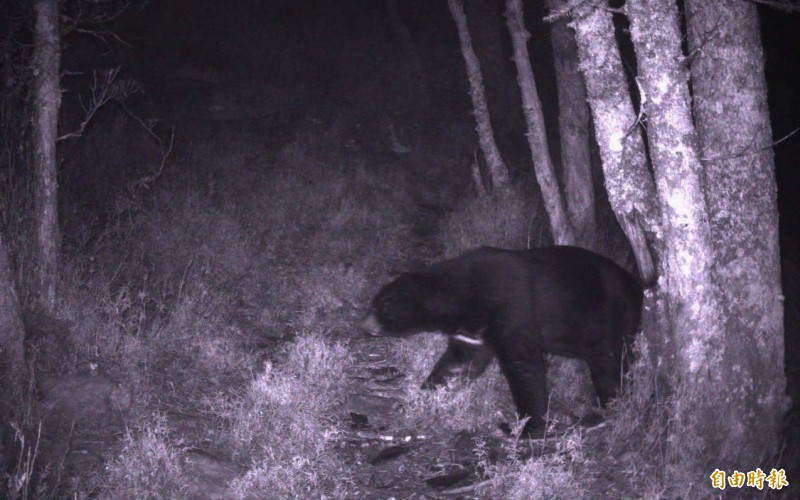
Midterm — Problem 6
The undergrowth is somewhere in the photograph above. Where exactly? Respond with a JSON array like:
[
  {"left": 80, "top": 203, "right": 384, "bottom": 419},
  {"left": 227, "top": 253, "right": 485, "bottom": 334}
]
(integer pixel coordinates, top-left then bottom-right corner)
[
  {"left": 220, "top": 336, "right": 354, "bottom": 498},
  {"left": 7, "top": 113, "right": 422, "bottom": 497},
  {"left": 100, "top": 417, "right": 187, "bottom": 499},
  {"left": 2, "top": 93, "right": 680, "bottom": 497},
  {"left": 392, "top": 333, "right": 514, "bottom": 434},
  {"left": 439, "top": 185, "right": 542, "bottom": 256}
]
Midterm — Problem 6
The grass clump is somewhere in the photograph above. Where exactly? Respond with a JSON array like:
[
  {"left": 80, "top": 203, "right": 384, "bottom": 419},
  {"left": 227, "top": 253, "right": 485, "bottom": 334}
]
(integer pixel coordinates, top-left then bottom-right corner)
[
  {"left": 602, "top": 336, "right": 677, "bottom": 494},
  {"left": 217, "top": 335, "right": 354, "bottom": 498},
  {"left": 471, "top": 424, "right": 591, "bottom": 499},
  {"left": 494, "top": 453, "right": 587, "bottom": 499},
  {"left": 390, "top": 334, "right": 514, "bottom": 434},
  {"left": 139, "top": 189, "right": 255, "bottom": 283},
  {"left": 99, "top": 416, "right": 186, "bottom": 500}
]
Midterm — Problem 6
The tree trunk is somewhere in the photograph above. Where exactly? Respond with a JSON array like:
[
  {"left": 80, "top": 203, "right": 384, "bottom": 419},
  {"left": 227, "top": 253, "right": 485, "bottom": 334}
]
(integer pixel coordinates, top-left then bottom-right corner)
[
  {"left": 546, "top": 0, "right": 596, "bottom": 249},
  {"left": 568, "top": 2, "right": 658, "bottom": 285},
  {"left": 686, "top": 0, "right": 787, "bottom": 466},
  {"left": 32, "top": 0, "right": 61, "bottom": 315},
  {"left": 505, "top": 0, "right": 575, "bottom": 246},
  {"left": 626, "top": 0, "right": 728, "bottom": 473},
  {"left": 0, "top": 232, "right": 26, "bottom": 423},
  {"left": 465, "top": 0, "right": 518, "bottom": 141},
  {"left": 447, "top": 0, "right": 510, "bottom": 191}
]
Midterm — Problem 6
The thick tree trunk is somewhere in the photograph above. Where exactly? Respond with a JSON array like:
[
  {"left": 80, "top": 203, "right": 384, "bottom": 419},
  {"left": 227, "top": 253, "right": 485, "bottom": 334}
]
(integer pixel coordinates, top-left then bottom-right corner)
[
  {"left": 546, "top": 0, "right": 596, "bottom": 249},
  {"left": 505, "top": 0, "right": 575, "bottom": 246},
  {"left": 626, "top": 0, "right": 728, "bottom": 473},
  {"left": 447, "top": 0, "right": 510, "bottom": 191},
  {"left": 568, "top": 2, "right": 657, "bottom": 285},
  {"left": 31, "top": 0, "right": 61, "bottom": 315},
  {"left": 686, "top": 0, "right": 787, "bottom": 466}
]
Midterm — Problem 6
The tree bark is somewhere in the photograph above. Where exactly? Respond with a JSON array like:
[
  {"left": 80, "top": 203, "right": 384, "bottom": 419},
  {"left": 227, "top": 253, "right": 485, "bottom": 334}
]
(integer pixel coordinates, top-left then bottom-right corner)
[
  {"left": 686, "top": 0, "right": 787, "bottom": 466},
  {"left": 505, "top": 0, "right": 575, "bottom": 246},
  {"left": 447, "top": 0, "right": 510, "bottom": 191},
  {"left": 32, "top": 0, "right": 61, "bottom": 315},
  {"left": 466, "top": 0, "right": 517, "bottom": 138},
  {"left": 546, "top": 0, "right": 596, "bottom": 249},
  {"left": 568, "top": 2, "right": 657, "bottom": 285},
  {"left": 626, "top": 0, "right": 728, "bottom": 472}
]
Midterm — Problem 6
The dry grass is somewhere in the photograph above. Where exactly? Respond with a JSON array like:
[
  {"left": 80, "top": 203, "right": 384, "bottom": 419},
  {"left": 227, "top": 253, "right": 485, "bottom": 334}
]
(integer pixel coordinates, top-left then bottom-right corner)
[
  {"left": 390, "top": 333, "right": 514, "bottom": 434},
  {"left": 99, "top": 417, "right": 187, "bottom": 499},
  {"left": 498, "top": 453, "right": 587, "bottom": 499},
  {"left": 4, "top": 114, "right": 426, "bottom": 497},
  {"left": 218, "top": 335, "right": 354, "bottom": 498}
]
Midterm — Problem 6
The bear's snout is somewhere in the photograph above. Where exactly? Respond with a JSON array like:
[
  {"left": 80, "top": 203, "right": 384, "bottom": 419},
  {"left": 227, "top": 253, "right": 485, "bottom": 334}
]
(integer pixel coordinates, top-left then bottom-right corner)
[{"left": 360, "top": 312, "right": 384, "bottom": 337}]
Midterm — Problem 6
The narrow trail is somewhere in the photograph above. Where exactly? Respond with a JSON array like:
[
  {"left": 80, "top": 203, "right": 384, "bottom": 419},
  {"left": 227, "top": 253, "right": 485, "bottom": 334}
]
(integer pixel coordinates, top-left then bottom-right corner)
[{"left": 337, "top": 192, "right": 492, "bottom": 498}]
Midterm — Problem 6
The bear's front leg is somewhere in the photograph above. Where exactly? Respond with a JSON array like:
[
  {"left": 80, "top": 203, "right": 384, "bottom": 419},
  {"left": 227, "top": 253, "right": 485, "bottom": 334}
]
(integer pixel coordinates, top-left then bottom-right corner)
[
  {"left": 422, "top": 336, "right": 494, "bottom": 389},
  {"left": 495, "top": 346, "right": 549, "bottom": 438}
]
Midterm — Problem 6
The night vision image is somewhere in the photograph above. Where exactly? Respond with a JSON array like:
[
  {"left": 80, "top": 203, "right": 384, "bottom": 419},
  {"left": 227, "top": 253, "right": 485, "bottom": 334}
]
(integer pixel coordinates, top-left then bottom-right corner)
[{"left": 0, "top": 0, "right": 798, "bottom": 497}]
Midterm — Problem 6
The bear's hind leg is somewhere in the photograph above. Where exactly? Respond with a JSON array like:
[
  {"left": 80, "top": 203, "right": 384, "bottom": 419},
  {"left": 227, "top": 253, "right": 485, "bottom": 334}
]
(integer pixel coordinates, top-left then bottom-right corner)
[
  {"left": 422, "top": 337, "right": 494, "bottom": 389},
  {"left": 586, "top": 350, "right": 623, "bottom": 407}
]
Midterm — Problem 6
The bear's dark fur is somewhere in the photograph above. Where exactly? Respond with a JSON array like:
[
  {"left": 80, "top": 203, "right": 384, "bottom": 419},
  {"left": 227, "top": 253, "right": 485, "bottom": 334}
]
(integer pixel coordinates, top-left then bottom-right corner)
[{"left": 361, "top": 246, "right": 644, "bottom": 436}]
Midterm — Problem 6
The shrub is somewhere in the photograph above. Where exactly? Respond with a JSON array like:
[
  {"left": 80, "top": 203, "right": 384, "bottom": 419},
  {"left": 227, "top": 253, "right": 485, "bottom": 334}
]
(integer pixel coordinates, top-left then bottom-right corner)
[
  {"left": 217, "top": 335, "right": 354, "bottom": 498},
  {"left": 100, "top": 416, "right": 186, "bottom": 500}
]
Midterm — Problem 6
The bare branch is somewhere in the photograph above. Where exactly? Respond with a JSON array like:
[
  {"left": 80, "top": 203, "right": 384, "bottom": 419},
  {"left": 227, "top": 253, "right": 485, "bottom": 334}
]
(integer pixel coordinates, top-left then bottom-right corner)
[
  {"left": 439, "top": 478, "right": 494, "bottom": 496},
  {"left": 74, "top": 27, "right": 132, "bottom": 54},
  {"left": 118, "top": 101, "right": 161, "bottom": 143},
  {"left": 57, "top": 67, "right": 121, "bottom": 141},
  {"left": 544, "top": 0, "right": 590, "bottom": 22},
  {"left": 57, "top": 67, "right": 144, "bottom": 142},
  {"left": 61, "top": 0, "right": 133, "bottom": 34},
  {"left": 699, "top": 127, "right": 799, "bottom": 162},
  {"left": 127, "top": 127, "right": 175, "bottom": 191}
]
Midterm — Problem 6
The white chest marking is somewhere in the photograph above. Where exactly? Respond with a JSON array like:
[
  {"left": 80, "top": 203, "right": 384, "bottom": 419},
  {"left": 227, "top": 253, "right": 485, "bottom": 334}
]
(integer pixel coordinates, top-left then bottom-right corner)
[{"left": 453, "top": 334, "right": 484, "bottom": 346}]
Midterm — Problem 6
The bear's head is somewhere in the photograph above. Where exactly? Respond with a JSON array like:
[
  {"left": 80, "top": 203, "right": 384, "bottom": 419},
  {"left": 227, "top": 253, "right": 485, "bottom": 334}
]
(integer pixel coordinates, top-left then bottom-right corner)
[
  {"left": 361, "top": 272, "right": 464, "bottom": 337},
  {"left": 361, "top": 273, "right": 429, "bottom": 337}
]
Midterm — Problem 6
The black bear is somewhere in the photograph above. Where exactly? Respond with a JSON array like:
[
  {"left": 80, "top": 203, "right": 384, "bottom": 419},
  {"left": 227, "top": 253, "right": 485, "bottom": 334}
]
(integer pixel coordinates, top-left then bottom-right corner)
[{"left": 361, "top": 246, "right": 644, "bottom": 437}]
